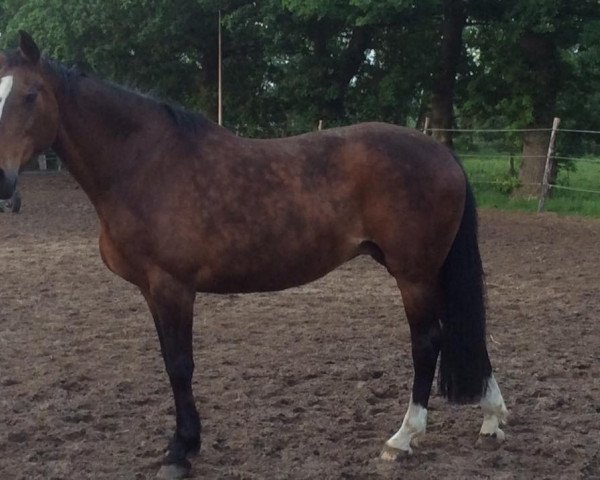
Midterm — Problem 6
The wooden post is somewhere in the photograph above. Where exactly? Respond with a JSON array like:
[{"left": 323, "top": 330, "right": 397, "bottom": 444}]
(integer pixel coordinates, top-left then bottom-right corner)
[
  {"left": 37, "top": 154, "right": 47, "bottom": 171},
  {"left": 423, "top": 116, "right": 430, "bottom": 135},
  {"left": 218, "top": 10, "right": 223, "bottom": 126},
  {"left": 318, "top": 120, "right": 323, "bottom": 131},
  {"left": 537, "top": 117, "right": 560, "bottom": 212}
]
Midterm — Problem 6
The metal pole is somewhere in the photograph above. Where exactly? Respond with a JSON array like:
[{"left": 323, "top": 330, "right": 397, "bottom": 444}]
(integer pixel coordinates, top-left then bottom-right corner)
[
  {"left": 537, "top": 117, "right": 560, "bottom": 212},
  {"left": 218, "top": 10, "right": 223, "bottom": 126}
]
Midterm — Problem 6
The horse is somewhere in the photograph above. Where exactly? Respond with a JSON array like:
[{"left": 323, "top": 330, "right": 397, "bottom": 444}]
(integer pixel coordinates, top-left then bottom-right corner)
[{"left": 0, "top": 32, "right": 507, "bottom": 479}]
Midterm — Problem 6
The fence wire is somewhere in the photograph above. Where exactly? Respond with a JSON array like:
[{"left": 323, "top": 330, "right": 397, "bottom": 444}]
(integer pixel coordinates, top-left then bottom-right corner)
[
  {"left": 427, "top": 127, "right": 553, "bottom": 133},
  {"left": 550, "top": 184, "right": 600, "bottom": 194},
  {"left": 425, "top": 127, "right": 600, "bottom": 135},
  {"left": 438, "top": 124, "right": 600, "bottom": 199},
  {"left": 556, "top": 129, "right": 600, "bottom": 135},
  {"left": 463, "top": 152, "right": 600, "bottom": 196}
]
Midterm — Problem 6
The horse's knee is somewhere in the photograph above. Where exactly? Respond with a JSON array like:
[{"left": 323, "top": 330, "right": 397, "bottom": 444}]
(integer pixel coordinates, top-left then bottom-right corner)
[{"left": 164, "top": 354, "right": 194, "bottom": 383}]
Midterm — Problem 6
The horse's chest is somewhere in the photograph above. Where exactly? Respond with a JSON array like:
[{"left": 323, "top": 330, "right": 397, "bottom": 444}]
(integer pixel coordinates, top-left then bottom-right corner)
[{"left": 98, "top": 228, "right": 146, "bottom": 286}]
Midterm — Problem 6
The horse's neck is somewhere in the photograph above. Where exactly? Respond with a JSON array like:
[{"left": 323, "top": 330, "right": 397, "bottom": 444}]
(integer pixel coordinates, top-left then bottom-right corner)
[{"left": 51, "top": 76, "right": 155, "bottom": 201}]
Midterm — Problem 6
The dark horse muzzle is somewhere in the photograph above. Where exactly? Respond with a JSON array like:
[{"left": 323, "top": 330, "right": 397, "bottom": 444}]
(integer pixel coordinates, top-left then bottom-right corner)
[{"left": 0, "top": 168, "right": 18, "bottom": 200}]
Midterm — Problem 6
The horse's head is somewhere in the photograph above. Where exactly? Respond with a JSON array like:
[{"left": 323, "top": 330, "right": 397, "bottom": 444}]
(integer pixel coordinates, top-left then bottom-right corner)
[{"left": 0, "top": 31, "right": 59, "bottom": 199}]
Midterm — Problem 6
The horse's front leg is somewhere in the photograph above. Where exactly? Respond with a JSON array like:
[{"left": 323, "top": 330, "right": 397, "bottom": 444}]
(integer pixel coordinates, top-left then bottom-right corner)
[{"left": 142, "top": 276, "right": 200, "bottom": 480}]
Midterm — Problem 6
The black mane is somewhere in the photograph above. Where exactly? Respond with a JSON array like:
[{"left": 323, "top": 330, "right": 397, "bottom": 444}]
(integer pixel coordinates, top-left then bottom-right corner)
[
  {"left": 44, "top": 57, "right": 86, "bottom": 97},
  {"left": 3, "top": 49, "right": 29, "bottom": 67},
  {"left": 40, "top": 56, "right": 213, "bottom": 136},
  {"left": 161, "top": 102, "right": 212, "bottom": 134}
]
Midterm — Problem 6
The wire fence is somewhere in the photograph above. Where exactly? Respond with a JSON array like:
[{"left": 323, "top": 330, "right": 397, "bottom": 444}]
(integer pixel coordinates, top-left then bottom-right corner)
[
  {"left": 423, "top": 119, "right": 600, "bottom": 211},
  {"left": 429, "top": 127, "right": 600, "bottom": 135},
  {"left": 428, "top": 127, "right": 554, "bottom": 133}
]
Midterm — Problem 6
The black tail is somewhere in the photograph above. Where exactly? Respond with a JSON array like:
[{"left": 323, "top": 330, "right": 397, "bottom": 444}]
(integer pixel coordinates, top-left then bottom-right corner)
[{"left": 438, "top": 174, "right": 492, "bottom": 404}]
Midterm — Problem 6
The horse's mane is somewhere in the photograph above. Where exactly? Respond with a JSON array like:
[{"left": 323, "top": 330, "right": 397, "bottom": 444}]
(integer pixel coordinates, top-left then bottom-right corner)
[
  {"left": 3, "top": 49, "right": 28, "bottom": 67},
  {"left": 35, "top": 55, "right": 213, "bottom": 137}
]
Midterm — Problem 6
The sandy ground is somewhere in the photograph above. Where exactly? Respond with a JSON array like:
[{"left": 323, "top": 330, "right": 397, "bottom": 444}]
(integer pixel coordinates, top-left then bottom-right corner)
[{"left": 0, "top": 174, "right": 598, "bottom": 480}]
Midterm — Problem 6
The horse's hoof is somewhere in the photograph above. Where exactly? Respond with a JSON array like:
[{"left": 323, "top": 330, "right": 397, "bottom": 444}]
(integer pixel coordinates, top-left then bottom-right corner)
[
  {"left": 476, "top": 430, "right": 506, "bottom": 451},
  {"left": 380, "top": 444, "right": 411, "bottom": 461},
  {"left": 156, "top": 463, "right": 190, "bottom": 480}
]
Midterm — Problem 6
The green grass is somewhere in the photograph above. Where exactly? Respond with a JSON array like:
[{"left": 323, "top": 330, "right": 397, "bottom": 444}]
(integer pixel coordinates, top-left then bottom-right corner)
[{"left": 461, "top": 154, "right": 600, "bottom": 218}]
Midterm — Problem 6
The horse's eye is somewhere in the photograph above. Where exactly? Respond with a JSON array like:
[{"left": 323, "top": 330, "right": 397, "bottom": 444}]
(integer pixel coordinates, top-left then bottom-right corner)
[{"left": 24, "top": 92, "right": 38, "bottom": 104}]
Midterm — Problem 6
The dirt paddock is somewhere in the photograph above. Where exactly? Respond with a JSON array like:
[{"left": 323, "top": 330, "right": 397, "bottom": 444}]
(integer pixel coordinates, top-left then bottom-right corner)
[{"left": 0, "top": 174, "right": 598, "bottom": 480}]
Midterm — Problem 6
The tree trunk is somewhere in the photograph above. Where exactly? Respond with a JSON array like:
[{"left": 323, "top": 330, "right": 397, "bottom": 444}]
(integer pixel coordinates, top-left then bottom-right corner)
[
  {"left": 517, "top": 131, "right": 549, "bottom": 198},
  {"left": 316, "top": 25, "right": 372, "bottom": 123},
  {"left": 513, "top": 32, "right": 561, "bottom": 198},
  {"left": 430, "top": 0, "right": 466, "bottom": 148}
]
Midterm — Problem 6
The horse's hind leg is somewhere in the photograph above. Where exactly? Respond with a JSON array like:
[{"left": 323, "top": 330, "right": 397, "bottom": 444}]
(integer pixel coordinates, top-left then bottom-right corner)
[
  {"left": 142, "top": 276, "right": 200, "bottom": 480},
  {"left": 380, "top": 281, "right": 441, "bottom": 460},
  {"left": 478, "top": 375, "right": 508, "bottom": 446}
]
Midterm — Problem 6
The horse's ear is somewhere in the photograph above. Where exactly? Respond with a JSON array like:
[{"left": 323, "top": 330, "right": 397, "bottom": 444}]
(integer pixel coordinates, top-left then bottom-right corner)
[{"left": 18, "top": 31, "right": 40, "bottom": 65}]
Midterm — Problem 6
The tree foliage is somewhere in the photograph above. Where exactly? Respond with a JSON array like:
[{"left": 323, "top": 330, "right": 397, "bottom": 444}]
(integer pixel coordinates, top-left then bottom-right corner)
[{"left": 0, "top": 0, "right": 598, "bottom": 142}]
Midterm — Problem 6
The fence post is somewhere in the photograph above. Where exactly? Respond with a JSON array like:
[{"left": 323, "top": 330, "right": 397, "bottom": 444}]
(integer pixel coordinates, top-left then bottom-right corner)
[
  {"left": 217, "top": 9, "right": 223, "bottom": 126},
  {"left": 537, "top": 117, "right": 560, "bottom": 212},
  {"left": 37, "top": 154, "right": 47, "bottom": 171},
  {"left": 423, "top": 116, "right": 430, "bottom": 135},
  {"left": 318, "top": 120, "right": 323, "bottom": 131}
]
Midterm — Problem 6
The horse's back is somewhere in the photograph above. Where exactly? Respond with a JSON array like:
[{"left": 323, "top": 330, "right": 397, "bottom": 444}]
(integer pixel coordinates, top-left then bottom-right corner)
[
  {"left": 274, "top": 122, "right": 467, "bottom": 216},
  {"left": 261, "top": 122, "right": 465, "bottom": 195}
]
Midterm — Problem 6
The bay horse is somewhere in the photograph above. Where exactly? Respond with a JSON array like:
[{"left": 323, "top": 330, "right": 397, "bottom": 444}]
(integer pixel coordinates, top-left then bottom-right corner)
[{"left": 0, "top": 32, "right": 507, "bottom": 479}]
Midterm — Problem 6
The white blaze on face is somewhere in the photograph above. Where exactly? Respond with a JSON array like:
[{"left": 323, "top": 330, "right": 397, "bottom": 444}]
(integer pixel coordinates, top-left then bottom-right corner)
[{"left": 0, "top": 75, "right": 15, "bottom": 122}]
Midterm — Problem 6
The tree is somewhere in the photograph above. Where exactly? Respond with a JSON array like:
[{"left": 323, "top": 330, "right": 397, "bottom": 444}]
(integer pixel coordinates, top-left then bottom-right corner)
[
  {"left": 2, "top": 0, "right": 599, "bottom": 159},
  {"left": 0, "top": 0, "right": 242, "bottom": 121},
  {"left": 459, "top": 0, "right": 600, "bottom": 197},
  {"left": 429, "top": 0, "right": 466, "bottom": 147}
]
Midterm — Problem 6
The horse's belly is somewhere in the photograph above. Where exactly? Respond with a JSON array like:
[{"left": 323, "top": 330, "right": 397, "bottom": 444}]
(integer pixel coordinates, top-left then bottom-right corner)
[{"left": 194, "top": 244, "right": 356, "bottom": 294}]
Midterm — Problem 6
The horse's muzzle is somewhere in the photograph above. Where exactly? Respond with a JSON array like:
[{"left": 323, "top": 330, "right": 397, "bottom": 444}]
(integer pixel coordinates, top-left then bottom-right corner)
[{"left": 0, "top": 169, "right": 18, "bottom": 200}]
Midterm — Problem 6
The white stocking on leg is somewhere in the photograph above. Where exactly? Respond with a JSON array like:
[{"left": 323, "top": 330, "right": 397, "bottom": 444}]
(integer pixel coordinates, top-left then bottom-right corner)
[
  {"left": 380, "top": 398, "right": 427, "bottom": 460},
  {"left": 479, "top": 375, "right": 508, "bottom": 443}
]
